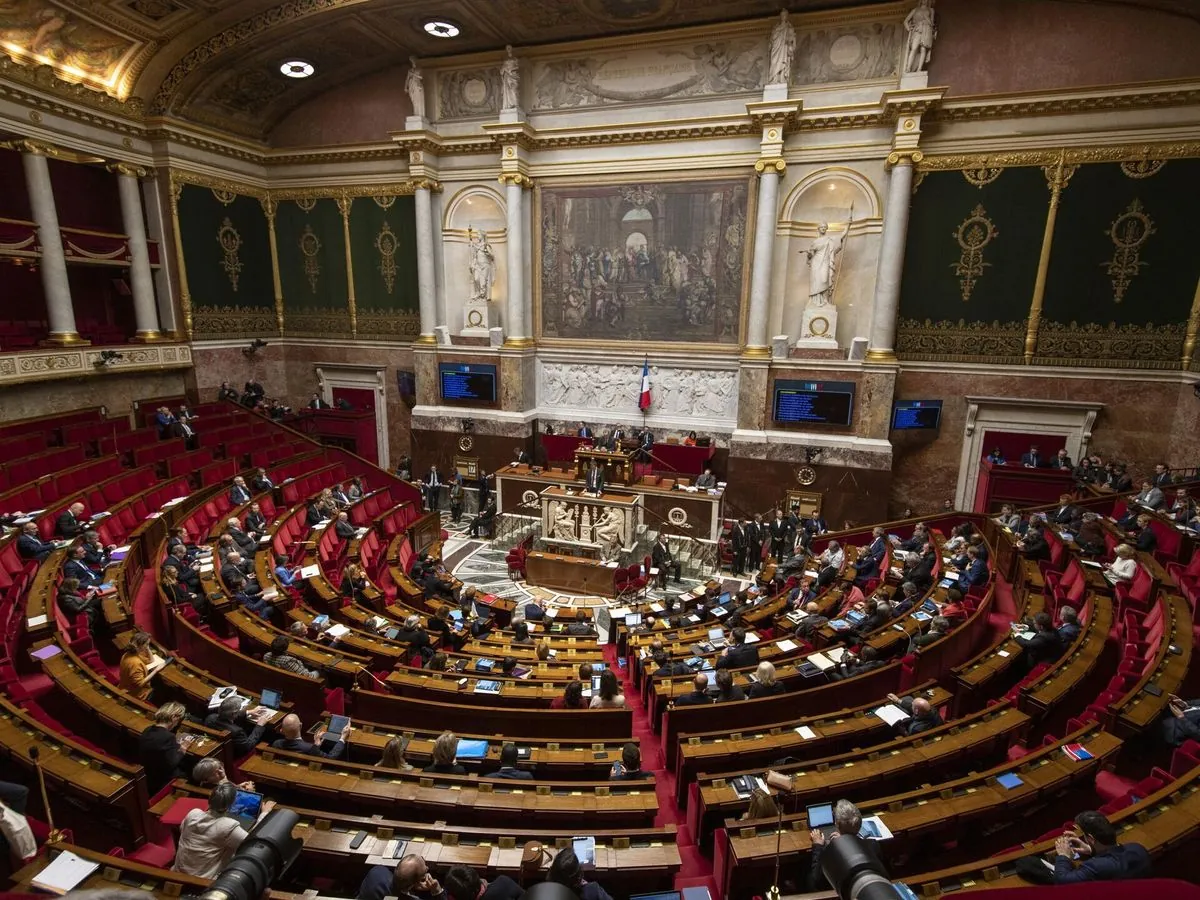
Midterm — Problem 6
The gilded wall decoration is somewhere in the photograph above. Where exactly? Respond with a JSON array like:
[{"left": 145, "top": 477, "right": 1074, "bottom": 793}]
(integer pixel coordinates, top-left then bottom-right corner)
[
  {"left": 280, "top": 307, "right": 352, "bottom": 338},
  {"left": 792, "top": 21, "right": 901, "bottom": 85},
  {"left": 1034, "top": 321, "right": 1185, "bottom": 370},
  {"left": 355, "top": 308, "right": 420, "bottom": 338},
  {"left": 438, "top": 67, "right": 500, "bottom": 119},
  {"left": 217, "top": 217, "right": 243, "bottom": 291},
  {"left": 1103, "top": 198, "right": 1155, "bottom": 303},
  {"left": 529, "top": 39, "right": 764, "bottom": 110},
  {"left": 951, "top": 204, "right": 998, "bottom": 302},
  {"left": 190, "top": 305, "right": 277, "bottom": 338},
  {"left": 375, "top": 221, "right": 398, "bottom": 295},
  {"left": 295, "top": 198, "right": 318, "bottom": 213},
  {"left": 537, "top": 178, "right": 748, "bottom": 345},
  {"left": 962, "top": 167, "right": 1003, "bottom": 189},
  {"left": 212, "top": 189, "right": 237, "bottom": 206},
  {"left": 895, "top": 318, "right": 1027, "bottom": 365},
  {"left": 1120, "top": 159, "right": 1166, "bottom": 179},
  {"left": 299, "top": 225, "right": 322, "bottom": 293}
]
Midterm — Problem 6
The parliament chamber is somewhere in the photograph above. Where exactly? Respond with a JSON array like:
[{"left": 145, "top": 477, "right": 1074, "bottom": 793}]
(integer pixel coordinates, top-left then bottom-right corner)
[{"left": 1, "top": 1, "right": 1200, "bottom": 899}]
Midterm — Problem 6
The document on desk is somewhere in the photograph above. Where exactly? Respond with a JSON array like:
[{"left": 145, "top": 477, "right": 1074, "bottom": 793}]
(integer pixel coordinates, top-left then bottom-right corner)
[
  {"left": 31, "top": 850, "right": 99, "bottom": 894},
  {"left": 807, "top": 652, "right": 835, "bottom": 671},
  {"left": 858, "top": 816, "right": 893, "bottom": 840},
  {"left": 872, "top": 704, "right": 911, "bottom": 726},
  {"left": 325, "top": 623, "right": 350, "bottom": 638},
  {"left": 795, "top": 725, "right": 817, "bottom": 740},
  {"left": 826, "top": 647, "right": 847, "bottom": 663},
  {"left": 775, "top": 639, "right": 798, "bottom": 652},
  {"left": 299, "top": 565, "right": 320, "bottom": 578}
]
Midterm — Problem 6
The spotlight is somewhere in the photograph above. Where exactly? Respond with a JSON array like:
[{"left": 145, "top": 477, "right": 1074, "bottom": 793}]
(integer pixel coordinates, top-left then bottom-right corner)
[
  {"left": 279, "top": 59, "right": 315, "bottom": 79},
  {"left": 423, "top": 20, "right": 460, "bottom": 38},
  {"left": 243, "top": 339, "right": 268, "bottom": 357}
]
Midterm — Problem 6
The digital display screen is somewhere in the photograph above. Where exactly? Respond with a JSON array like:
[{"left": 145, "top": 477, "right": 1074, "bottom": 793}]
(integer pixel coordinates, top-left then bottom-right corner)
[
  {"left": 773, "top": 380, "right": 855, "bottom": 426},
  {"left": 439, "top": 363, "right": 497, "bottom": 404},
  {"left": 891, "top": 400, "right": 943, "bottom": 431}
]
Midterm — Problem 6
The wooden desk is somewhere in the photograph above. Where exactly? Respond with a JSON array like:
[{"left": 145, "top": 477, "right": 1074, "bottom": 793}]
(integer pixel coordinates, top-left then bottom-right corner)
[{"left": 526, "top": 550, "right": 620, "bottom": 597}]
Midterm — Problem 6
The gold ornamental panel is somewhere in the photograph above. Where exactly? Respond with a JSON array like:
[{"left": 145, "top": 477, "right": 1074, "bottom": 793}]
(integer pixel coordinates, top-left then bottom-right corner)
[{"left": 895, "top": 318, "right": 1026, "bottom": 365}]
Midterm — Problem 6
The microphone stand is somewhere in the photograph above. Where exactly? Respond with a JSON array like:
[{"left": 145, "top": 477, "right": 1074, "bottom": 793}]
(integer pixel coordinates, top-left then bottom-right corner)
[
  {"left": 766, "top": 779, "right": 796, "bottom": 900},
  {"left": 28, "top": 745, "right": 64, "bottom": 845}
]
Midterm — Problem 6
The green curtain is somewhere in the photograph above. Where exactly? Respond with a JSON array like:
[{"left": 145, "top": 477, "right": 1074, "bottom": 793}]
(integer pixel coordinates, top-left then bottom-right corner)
[
  {"left": 349, "top": 195, "right": 420, "bottom": 338},
  {"left": 276, "top": 197, "right": 351, "bottom": 338},
  {"left": 178, "top": 185, "right": 275, "bottom": 337}
]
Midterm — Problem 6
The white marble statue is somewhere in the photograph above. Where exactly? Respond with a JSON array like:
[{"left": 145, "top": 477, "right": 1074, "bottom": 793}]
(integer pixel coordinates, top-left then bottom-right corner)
[
  {"left": 593, "top": 507, "right": 624, "bottom": 559},
  {"left": 903, "top": 0, "right": 937, "bottom": 74},
  {"left": 468, "top": 228, "right": 495, "bottom": 302},
  {"left": 552, "top": 503, "right": 576, "bottom": 541},
  {"left": 500, "top": 45, "right": 520, "bottom": 111},
  {"left": 405, "top": 58, "right": 425, "bottom": 119},
  {"left": 766, "top": 10, "right": 796, "bottom": 85},
  {"left": 805, "top": 220, "right": 850, "bottom": 307}
]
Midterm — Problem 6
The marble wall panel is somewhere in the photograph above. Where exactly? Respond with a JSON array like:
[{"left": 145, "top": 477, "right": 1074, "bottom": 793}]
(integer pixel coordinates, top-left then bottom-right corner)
[{"left": 0, "top": 370, "right": 187, "bottom": 423}]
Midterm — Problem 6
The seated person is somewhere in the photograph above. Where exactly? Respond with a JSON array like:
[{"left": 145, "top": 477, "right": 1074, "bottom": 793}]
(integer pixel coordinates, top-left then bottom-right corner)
[
  {"left": 490, "top": 742, "right": 533, "bottom": 780},
  {"left": 985, "top": 447, "right": 1006, "bottom": 465},
  {"left": 221, "top": 551, "right": 261, "bottom": 595},
  {"left": 682, "top": 430, "right": 697, "bottom": 447},
  {"left": 1074, "top": 512, "right": 1107, "bottom": 555},
  {"left": 1057, "top": 605, "right": 1082, "bottom": 644},
  {"left": 609, "top": 742, "right": 649, "bottom": 780},
  {"left": 173, "top": 782, "right": 274, "bottom": 878},
  {"left": 273, "top": 553, "right": 302, "bottom": 589},
  {"left": 163, "top": 543, "right": 201, "bottom": 591},
  {"left": 909, "top": 615, "right": 950, "bottom": 651},
  {"left": 854, "top": 599, "right": 892, "bottom": 637},
  {"left": 424, "top": 731, "right": 467, "bottom": 774},
  {"left": 228, "top": 575, "right": 275, "bottom": 621},
  {"left": 884, "top": 692, "right": 944, "bottom": 735},
  {"left": 444, "top": 865, "right": 522, "bottom": 900},
  {"left": 56, "top": 502, "right": 89, "bottom": 539},
  {"left": 1016, "top": 811, "right": 1151, "bottom": 884},
  {"left": 1161, "top": 693, "right": 1200, "bottom": 748},
  {"left": 244, "top": 503, "right": 267, "bottom": 537},
  {"left": 469, "top": 500, "right": 497, "bottom": 538},
  {"left": 190, "top": 757, "right": 255, "bottom": 791},
  {"left": 251, "top": 468, "right": 275, "bottom": 492},
  {"left": 695, "top": 467, "right": 717, "bottom": 489},
  {"left": 1131, "top": 515, "right": 1158, "bottom": 553},
  {"left": 959, "top": 545, "right": 989, "bottom": 587},
  {"left": 204, "top": 695, "right": 266, "bottom": 756},
  {"left": 56, "top": 576, "right": 103, "bottom": 635},
  {"left": 228, "top": 476, "right": 252, "bottom": 507},
  {"left": 548, "top": 846, "right": 615, "bottom": 900},
  {"left": 358, "top": 853, "right": 444, "bottom": 900},
  {"left": 138, "top": 701, "right": 192, "bottom": 794},
  {"left": 263, "top": 635, "right": 320, "bottom": 679},
  {"left": 1015, "top": 612, "right": 1065, "bottom": 670},
  {"left": 343, "top": 563, "right": 373, "bottom": 604},
  {"left": 994, "top": 504, "right": 1022, "bottom": 531},
  {"left": 748, "top": 660, "right": 785, "bottom": 698},
  {"left": 120, "top": 631, "right": 159, "bottom": 701},
  {"left": 939, "top": 587, "right": 971, "bottom": 623},
  {"left": 1104, "top": 543, "right": 1139, "bottom": 583},
  {"left": 589, "top": 670, "right": 626, "bottom": 709},
  {"left": 567, "top": 609, "right": 596, "bottom": 636},
  {"left": 714, "top": 668, "right": 745, "bottom": 703},
  {"left": 334, "top": 511, "right": 356, "bottom": 540},
  {"left": 551, "top": 680, "right": 588, "bottom": 710},
  {"left": 1015, "top": 523, "right": 1050, "bottom": 561},
  {"left": 673, "top": 672, "right": 713, "bottom": 707},
  {"left": 807, "top": 800, "right": 882, "bottom": 891},
  {"left": 271, "top": 712, "right": 347, "bottom": 759},
  {"left": 225, "top": 517, "right": 258, "bottom": 555},
  {"left": 828, "top": 645, "right": 886, "bottom": 681},
  {"left": 891, "top": 580, "right": 921, "bottom": 616},
  {"left": 716, "top": 627, "right": 759, "bottom": 670},
  {"left": 16, "top": 522, "right": 55, "bottom": 562}
]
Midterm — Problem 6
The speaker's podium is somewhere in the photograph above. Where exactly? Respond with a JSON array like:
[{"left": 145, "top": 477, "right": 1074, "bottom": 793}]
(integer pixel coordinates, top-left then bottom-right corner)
[{"left": 575, "top": 448, "right": 635, "bottom": 486}]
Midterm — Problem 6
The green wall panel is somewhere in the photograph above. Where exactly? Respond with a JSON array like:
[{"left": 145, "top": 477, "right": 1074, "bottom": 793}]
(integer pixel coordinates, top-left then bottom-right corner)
[
  {"left": 349, "top": 195, "right": 420, "bottom": 338},
  {"left": 276, "top": 197, "right": 351, "bottom": 337}
]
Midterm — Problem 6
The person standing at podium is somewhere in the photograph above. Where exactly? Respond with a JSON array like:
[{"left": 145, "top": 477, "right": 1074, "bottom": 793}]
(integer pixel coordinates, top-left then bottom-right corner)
[{"left": 585, "top": 461, "right": 605, "bottom": 495}]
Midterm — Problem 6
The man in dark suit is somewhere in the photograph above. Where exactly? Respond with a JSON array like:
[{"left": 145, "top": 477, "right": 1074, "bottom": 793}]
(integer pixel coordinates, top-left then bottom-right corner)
[
  {"left": 959, "top": 546, "right": 989, "bottom": 588},
  {"left": 228, "top": 476, "right": 252, "bottom": 507},
  {"left": 651, "top": 535, "right": 681, "bottom": 588},
  {"left": 716, "top": 627, "right": 759, "bottom": 670},
  {"left": 909, "top": 615, "right": 950, "bottom": 650},
  {"left": 1049, "top": 448, "right": 1073, "bottom": 470},
  {"left": 585, "top": 462, "right": 605, "bottom": 494},
  {"left": 1016, "top": 523, "right": 1050, "bottom": 561},
  {"left": 490, "top": 743, "right": 533, "bottom": 780},
  {"left": 244, "top": 503, "right": 267, "bottom": 536},
  {"left": 271, "top": 713, "right": 346, "bottom": 759},
  {"left": 334, "top": 512, "right": 357, "bottom": 540},
  {"left": 468, "top": 500, "right": 496, "bottom": 538},
  {"left": 1151, "top": 463, "right": 1173, "bottom": 488},
  {"left": 1015, "top": 811, "right": 1151, "bottom": 885},
  {"left": 854, "top": 527, "right": 887, "bottom": 584},
  {"left": 16, "top": 522, "right": 55, "bottom": 562},
  {"left": 63, "top": 544, "right": 103, "bottom": 588},
  {"left": 768, "top": 508, "right": 791, "bottom": 561},
  {"left": 138, "top": 702, "right": 192, "bottom": 794},
  {"left": 566, "top": 609, "right": 595, "bottom": 636},
  {"left": 1161, "top": 693, "right": 1200, "bottom": 747},
  {"left": 636, "top": 428, "right": 654, "bottom": 462},
  {"left": 221, "top": 552, "right": 260, "bottom": 594},
  {"left": 673, "top": 672, "right": 713, "bottom": 707},
  {"left": 308, "top": 392, "right": 328, "bottom": 410},
  {"left": 81, "top": 530, "right": 111, "bottom": 570},
  {"left": 1050, "top": 493, "right": 1080, "bottom": 526},
  {"left": 225, "top": 518, "right": 257, "bottom": 555},
  {"left": 163, "top": 543, "right": 201, "bottom": 591},
  {"left": 251, "top": 467, "right": 275, "bottom": 492},
  {"left": 1015, "top": 612, "right": 1065, "bottom": 670},
  {"left": 56, "top": 502, "right": 88, "bottom": 539},
  {"left": 513, "top": 446, "right": 530, "bottom": 464},
  {"left": 884, "top": 692, "right": 944, "bottom": 736},
  {"left": 424, "top": 467, "right": 442, "bottom": 512},
  {"left": 204, "top": 695, "right": 265, "bottom": 756},
  {"left": 577, "top": 422, "right": 592, "bottom": 438},
  {"left": 1057, "top": 605, "right": 1081, "bottom": 645},
  {"left": 730, "top": 518, "right": 748, "bottom": 575},
  {"left": 1020, "top": 445, "right": 1043, "bottom": 468},
  {"left": 746, "top": 514, "right": 765, "bottom": 571}
]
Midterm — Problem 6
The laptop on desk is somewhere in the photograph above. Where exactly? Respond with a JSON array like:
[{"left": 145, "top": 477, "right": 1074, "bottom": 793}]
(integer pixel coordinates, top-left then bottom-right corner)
[{"left": 807, "top": 802, "right": 837, "bottom": 838}]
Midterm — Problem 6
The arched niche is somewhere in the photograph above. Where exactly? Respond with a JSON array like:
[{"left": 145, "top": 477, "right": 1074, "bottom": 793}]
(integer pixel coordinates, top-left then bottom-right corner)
[
  {"left": 780, "top": 167, "right": 881, "bottom": 232},
  {"left": 443, "top": 185, "right": 507, "bottom": 237}
]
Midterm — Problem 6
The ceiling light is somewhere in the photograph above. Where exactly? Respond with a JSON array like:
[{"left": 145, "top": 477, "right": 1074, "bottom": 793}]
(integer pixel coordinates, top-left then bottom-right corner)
[
  {"left": 280, "top": 59, "right": 315, "bottom": 79},
  {"left": 423, "top": 20, "right": 460, "bottom": 38}
]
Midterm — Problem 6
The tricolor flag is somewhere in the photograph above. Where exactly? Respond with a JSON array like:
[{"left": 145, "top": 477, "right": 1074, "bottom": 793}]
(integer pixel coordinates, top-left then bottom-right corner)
[{"left": 638, "top": 359, "right": 652, "bottom": 411}]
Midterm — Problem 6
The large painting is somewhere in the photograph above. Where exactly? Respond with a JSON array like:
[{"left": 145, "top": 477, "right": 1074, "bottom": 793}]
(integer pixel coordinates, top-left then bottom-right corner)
[{"left": 537, "top": 178, "right": 749, "bottom": 345}]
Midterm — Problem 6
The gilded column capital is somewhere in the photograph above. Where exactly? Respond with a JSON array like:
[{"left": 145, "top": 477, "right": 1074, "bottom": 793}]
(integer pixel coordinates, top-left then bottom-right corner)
[
  {"left": 11, "top": 139, "right": 60, "bottom": 157},
  {"left": 106, "top": 162, "right": 150, "bottom": 179},
  {"left": 411, "top": 178, "right": 443, "bottom": 193},
  {"left": 886, "top": 149, "right": 924, "bottom": 168},
  {"left": 498, "top": 172, "right": 534, "bottom": 189},
  {"left": 754, "top": 158, "right": 786, "bottom": 175}
]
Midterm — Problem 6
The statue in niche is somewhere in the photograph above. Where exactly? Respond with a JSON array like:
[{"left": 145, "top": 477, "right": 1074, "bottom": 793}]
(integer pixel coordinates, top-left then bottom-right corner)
[
  {"left": 903, "top": 0, "right": 937, "bottom": 73},
  {"left": 592, "top": 507, "right": 625, "bottom": 560},
  {"left": 766, "top": 10, "right": 795, "bottom": 85},
  {"left": 468, "top": 227, "right": 495, "bottom": 302},
  {"left": 405, "top": 57, "right": 425, "bottom": 119},
  {"left": 804, "top": 218, "right": 851, "bottom": 307},
  {"left": 500, "top": 45, "right": 520, "bottom": 111}
]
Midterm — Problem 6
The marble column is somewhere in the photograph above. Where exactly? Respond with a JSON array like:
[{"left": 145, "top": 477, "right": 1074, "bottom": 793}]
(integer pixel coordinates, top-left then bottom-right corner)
[
  {"left": 414, "top": 182, "right": 438, "bottom": 344},
  {"left": 22, "top": 147, "right": 83, "bottom": 345},
  {"left": 866, "top": 153, "right": 917, "bottom": 363},
  {"left": 503, "top": 176, "right": 532, "bottom": 347},
  {"left": 744, "top": 160, "right": 783, "bottom": 357},
  {"left": 113, "top": 167, "right": 162, "bottom": 340}
]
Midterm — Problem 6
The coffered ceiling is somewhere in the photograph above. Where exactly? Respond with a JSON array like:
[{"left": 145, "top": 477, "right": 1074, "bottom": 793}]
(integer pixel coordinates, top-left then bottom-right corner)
[{"left": 0, "top": 0, "right": 1196, "bottom": 141}]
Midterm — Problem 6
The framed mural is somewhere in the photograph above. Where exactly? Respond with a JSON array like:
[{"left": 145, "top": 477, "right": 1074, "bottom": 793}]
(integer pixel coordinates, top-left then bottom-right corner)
[{"left": 535, "top": 177, "right": 750, "bottom": 346}]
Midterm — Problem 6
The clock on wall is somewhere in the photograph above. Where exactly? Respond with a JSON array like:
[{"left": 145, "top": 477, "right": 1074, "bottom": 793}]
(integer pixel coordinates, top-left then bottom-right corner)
[
  {"left": 458, "top": 435, "right": 474, "bottom": 452},
  {"left": 796, "top": 465, "right": 817, "bottom": 485}
]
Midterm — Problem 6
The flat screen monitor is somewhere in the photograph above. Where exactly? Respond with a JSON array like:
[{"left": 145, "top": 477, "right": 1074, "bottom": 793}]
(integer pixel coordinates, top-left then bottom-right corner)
[
  {"left": 439, "top": 363, "right": 497, "bottom": 404},
  {"left": 773, "top": 380, "right": 855, "bottom": 426},
  {"left": 891, "top": 399, "right": 943, "bottom": 431}
]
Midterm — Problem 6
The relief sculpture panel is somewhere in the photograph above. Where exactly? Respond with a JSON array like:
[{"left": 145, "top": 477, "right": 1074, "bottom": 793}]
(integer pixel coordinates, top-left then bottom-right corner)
[{"left": 538, "top": 361, "right": 738, "bottom": 424}]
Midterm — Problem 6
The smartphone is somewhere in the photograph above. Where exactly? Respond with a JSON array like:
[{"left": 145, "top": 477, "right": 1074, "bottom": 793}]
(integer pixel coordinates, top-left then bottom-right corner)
[{"left": 593, "top": 751, "right": 608, "bottom": 760}]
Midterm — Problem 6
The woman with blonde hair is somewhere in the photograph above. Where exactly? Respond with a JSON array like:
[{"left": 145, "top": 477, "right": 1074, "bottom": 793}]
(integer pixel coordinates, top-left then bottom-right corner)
[
  {"left": 1105, "top": 543, "right": 1138, "bottom": 583},
  {"left": 423, "top": 730, "right": 466, "bottom": 774},
  {"left": 378, "top": 736, "right": 413, "bottom": 770},
  {"left": 743, "top": 788, "right": 779, "bottom": 820},
  {"left": 119, "top": 631, "right": 156, "bottom": 700},
  {"left": 747, "top": 660, "right": 785, "bottom": 699}
]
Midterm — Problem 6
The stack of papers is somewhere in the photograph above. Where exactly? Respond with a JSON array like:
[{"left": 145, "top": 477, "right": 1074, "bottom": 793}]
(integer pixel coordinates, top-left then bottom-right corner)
[
  {"left": 807, "top": 652, "right": 835, "bottom": 671},
  {"left": 325, "top": 623, "right": 350, "bottom": 638},
  {"left": 872, "top": 704, "right": 911, "bottom": 726},
  {"left": 31, "top": 850, "right": 99, "bottom": 894},
  {"left": 299, "top": 565, "right": 320, "bottom": 578}
]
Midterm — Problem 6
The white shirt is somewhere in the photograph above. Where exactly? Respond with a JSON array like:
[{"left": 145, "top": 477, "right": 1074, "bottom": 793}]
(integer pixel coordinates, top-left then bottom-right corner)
[
  {"left": 821, "top": 547, "right": 845, "bottom": 569},
  {"left": 173, "top": 809, "right": 248, "bottom": 879},
  {"left": 1108, "top": 557, "right": 1138, "bottom": 581}
]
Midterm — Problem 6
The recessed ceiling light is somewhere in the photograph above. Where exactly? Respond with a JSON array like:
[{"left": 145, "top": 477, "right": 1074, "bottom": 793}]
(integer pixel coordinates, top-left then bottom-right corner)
[
  {"left": 423, "top": 20, "right": 460, "bottom": 38},
  {"left": 280, "top": 59, "right": 315, "bottom": 79}
]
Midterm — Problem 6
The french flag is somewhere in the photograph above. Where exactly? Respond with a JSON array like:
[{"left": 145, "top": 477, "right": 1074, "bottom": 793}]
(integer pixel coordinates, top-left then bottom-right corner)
[{"left": 638, "top": 359, "right": 652, "bottom": 411}]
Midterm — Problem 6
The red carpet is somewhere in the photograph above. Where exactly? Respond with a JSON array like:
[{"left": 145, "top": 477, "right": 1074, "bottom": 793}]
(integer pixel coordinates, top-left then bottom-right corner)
[{"left": 606, "top": 645, "right": 717, "bottom": 896}]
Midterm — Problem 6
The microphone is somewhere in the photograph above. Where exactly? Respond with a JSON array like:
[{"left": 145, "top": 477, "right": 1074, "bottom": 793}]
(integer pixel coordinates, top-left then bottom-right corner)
[
  {"left": 355, "top": 665, "right": 388, "bottom": 688},
  {"left": 28, "top": 745, "right": 64, "bottom": 844}
]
